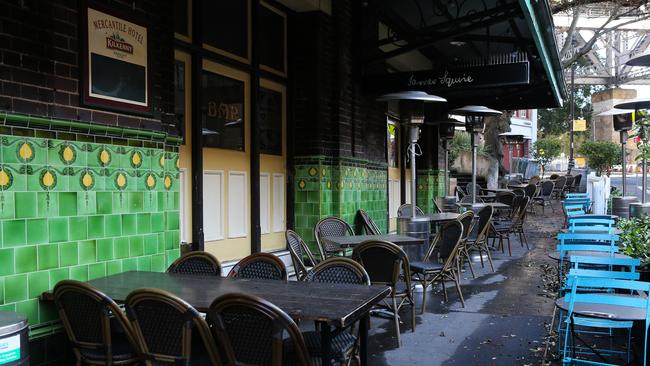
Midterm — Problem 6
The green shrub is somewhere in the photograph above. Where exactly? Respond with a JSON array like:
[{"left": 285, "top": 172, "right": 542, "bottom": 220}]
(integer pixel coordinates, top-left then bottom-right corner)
[
  {"left": 617, "top": 215, "right": 650, "bottom": 268},
  {"left": 577, "top": 140, "right": 620, "bottom": 176}
]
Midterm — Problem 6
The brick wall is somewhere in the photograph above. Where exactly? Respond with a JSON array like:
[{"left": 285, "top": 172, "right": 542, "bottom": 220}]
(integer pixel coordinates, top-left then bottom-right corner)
[{"left": 0, "top": 0, "right": 175, "bottom": 133}]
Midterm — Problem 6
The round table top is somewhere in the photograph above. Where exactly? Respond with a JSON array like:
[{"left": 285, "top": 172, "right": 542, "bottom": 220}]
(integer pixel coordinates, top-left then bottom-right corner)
[
  {"left": 483, "top": 188, "right": 514, "bottom": 193},
  {"left": 556, "top": 294, "right": 647, "bottom": 321},
  {"left": 570, "top": 214, "right": 620, "bottom": 221},
  {"left": 419, "top": 213, "right": 460, "bottom": 222},
  {"left": 559, "top": 228, "right": 623, "bottom": 235},
  {"left": 548, "top": 250, "right": 631, "bottom": 261}
]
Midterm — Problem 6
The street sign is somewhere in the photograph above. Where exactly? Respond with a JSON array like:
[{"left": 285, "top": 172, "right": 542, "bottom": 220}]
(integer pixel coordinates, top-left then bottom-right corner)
[{"left": 573, "top": 119, "right": 587, "bottom": 131}]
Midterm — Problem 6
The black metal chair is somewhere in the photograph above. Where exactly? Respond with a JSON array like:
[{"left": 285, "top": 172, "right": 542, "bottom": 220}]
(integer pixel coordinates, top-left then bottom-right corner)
[
  {"left": 411, "top": 220, "right": 465, "bottom": 312},
  {"left": 53, "top": 280, "right": 141, "bottom": 366},
  {"left": 563, "top": 175, "right": 575, "bottom": 197},
  {"left": 300, "top": 258, "right": 370, "bottom": 365},
  {"left": 455, "top": 211, "right": 477, "bottom": 279},
  {"left": 167, "top": 251, "right": 222, "bottom": 276},
  {"left": 286, "top": 229, "right": 318, "bottom": 281},
  {"left": 523, "top": 183, "right": 537, "bottom": 198},
  {"left": 490, "top": 197, "right": 530, "bottom": 256},
  {"left": 534, "top": 180, "right": 555, "bottom": 213},
  {"left": 228, "top": 252, "right": 288, "bottom": 281},
  {"left": 552, "top": 176, "right": 567, "bottom": 199},
  {"left": 314, "top": 217, "right": 354, "bottom": 260},
  {"left": 456, "top": 186, "right": 467, "bottom": 199},
  {"left": 397, "top": 204, "right": 425, "bottom": 217},
  {"left": 549, "top": 173, "right": 559, "bottom": 180},
  {"left": 465, "top": 205, "right": 495, "bottom": 272},
  {"left": 125, "top": 288, "right": 222, "bottom": 366},
  {"left": 207, "top": 293, "right": 312, "bottom": 366},
  {"left": 357, "top": 209, "right": 381, "bottom": 235},
  {"left": 528, "top": 176, "right": 540, "bottom": 186},
  {"left": 465, "top": 182, "right": 483, "bottom": 196},
  {"left": 571, "top": 174, "right": 582, "bottom": 192},
  {"left": 352, "top": 240, "right": 416, "bottom": 347}
]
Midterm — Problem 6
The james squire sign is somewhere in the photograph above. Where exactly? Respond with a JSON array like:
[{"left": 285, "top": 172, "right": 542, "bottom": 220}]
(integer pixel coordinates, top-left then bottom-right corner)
[{"left": 83, "top": 5, "right": 150, "bottom": 114}]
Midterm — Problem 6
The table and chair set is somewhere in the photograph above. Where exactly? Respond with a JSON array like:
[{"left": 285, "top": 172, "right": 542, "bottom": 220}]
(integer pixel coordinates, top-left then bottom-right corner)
[{"left": 548, "top": 212, "right": 650, "bottom": 365}]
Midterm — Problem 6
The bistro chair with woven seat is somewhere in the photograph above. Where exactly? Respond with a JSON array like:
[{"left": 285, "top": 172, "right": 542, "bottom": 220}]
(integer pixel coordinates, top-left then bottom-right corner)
[
  {"left": 494, "top": 191, "right": 515, "bottom": 220},
  {"left": 563, "top": 175, "right": 575, "bottom": 197},
  {"left": 53, "top": 280, "right": 141, "bottom": 366},
  {"left": 464, "top": 205, "right": 495, "bottom": 272},
  {"left": 411, "top": 220, "right": 466, "bottom": 312},
  {"left": 397, "top": 204, "right": 425, "bottom": 217},
  {"left": 533, "top": 180, "right": 555, "bottom": 213},
  {"left": 549, "top": 173, "right": 559, "bottom": 180},
  {"left": 570, "top": 174, "right": 582, "bottom": 192},
  {"left": 552, "top": 175, "right": 567, "bottom": 200},
  {"left": 523, "top": 183, "right": 537, "bottom": 198},
  {"left": 466, "top": 182, "right": 483, "bottom": 196},
  {"left": 228, "top": 252, "right": 288, "bottom": 281},
  {"left": 314, "top": 216, "right": 354, "bottom": 260},
  {"left": 207, "top": 293, "right": 312, "bottom": 366},
  {"left": 300, "top": 257, "right": 370, "bottom": 365},
  {"left": 167, "top": 251, "right": 222, "bottom": 276},
  {"left": 357, "top": 209, "right": 381, "bottom": 235},
  {"left": 125, "top": 288, "right": 222, "bottom": 366},
  {"left": 528, "top": 176, "right": 540, "bottom": 186},
  {"left": 455, "top": 211, "right": 477, "bottom": 279},
  {"left": 456, "top": 186, "right": 467, "bottom": 200},
  {"left": 286, "top": 229, "right": 318, "bottom": 281},
  {"left": 352, "top": 240, "right": 416, "bottom": 347},
  {"left": 490, "top": 196, "right": 530, "bottom": 256}
]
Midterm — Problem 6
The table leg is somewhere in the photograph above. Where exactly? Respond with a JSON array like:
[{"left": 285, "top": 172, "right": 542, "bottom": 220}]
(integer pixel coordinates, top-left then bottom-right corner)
[
  {"left": 360, "top": 314, "right": 369, "bottom": 366},
  {"left": 319, "top": 321, "right": 332, "bottom": 366}
]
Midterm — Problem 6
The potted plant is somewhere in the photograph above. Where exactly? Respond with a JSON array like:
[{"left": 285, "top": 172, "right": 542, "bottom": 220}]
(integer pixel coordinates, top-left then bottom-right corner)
[
  {"left": 577, "top": 140, "right": 621, "bottom": 176},
  {"left": 532, "top": 138, "right": 561, "bottom": 178},
  {"left": 617, "top": 215, "right": 650, "bottom": 280}
]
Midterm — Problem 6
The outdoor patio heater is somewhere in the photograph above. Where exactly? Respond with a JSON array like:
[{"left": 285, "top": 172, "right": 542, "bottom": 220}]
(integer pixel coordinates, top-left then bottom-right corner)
[
  {"left": 614, "top": 98, "right": 650, "bottom": 217},
  {"left": 450, "top": 106, "right": 502, "bottom": 205},
  {"left": 499, "top": 132, "right": 525, "bottom": 178},
  {"left": 596, "top": 108, "right": 638, "bottom": 218}
]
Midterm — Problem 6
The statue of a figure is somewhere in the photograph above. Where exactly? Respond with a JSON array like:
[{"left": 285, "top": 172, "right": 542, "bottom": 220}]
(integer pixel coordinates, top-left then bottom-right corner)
[{"left": 483, "top": 111, "right": 513, "bottom": 177}]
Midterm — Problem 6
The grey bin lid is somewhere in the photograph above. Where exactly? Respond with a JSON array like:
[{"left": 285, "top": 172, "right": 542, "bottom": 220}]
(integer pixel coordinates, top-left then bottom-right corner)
[{"left": 0, "top": 311, "right": 27, "bottom": 336}]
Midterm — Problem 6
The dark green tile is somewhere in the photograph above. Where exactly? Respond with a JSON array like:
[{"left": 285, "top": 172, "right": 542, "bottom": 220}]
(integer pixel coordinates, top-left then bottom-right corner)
[
  {"left": 166, "top": 231, "right": 179, "bottom": 250},
  {"left": 97, "top": 192, "right": 113, "bottom": 214},
  {"left": 88, "top": 216, "right": 105, "bottom": 239},
  {"left": 49, "top": 268, "right": 69, "bottom": 287},
  {"left": 26, "top": 218, "right": 48, "bottom": 245},
  {"left": 136, "top": 256, "right": 151, "bottom": 271},
  {"left": 4, "top": 274, "right": 27, "bottom": 303},
  {"left": 39, "top": 301, "right": 59, "bottom": 323},
  {"left": 0, "top": 248, "right": 14, "bottom": 276},
  {"left": 137, "top": 213, "right": 151, "bottom": 234},
  {"left": 114, "top": 237, "right": 129, "bottom": 259},
  {"left": 122, "top": 214, "right": 137, "bottom": 235},
  {"left": 37, "top": 244, "right": 58, "bottom": 270},
  {"left": 96, "top": 238, "right": 113, "bottom": 261},
  {"left": 68, "top": 217, "right": 88, "bottom": 241},
  {"left": 58, "top": 192, "right": 77, "bottom": 216},
  {"left": 106, "top": 260, "right": 122, "bottom": 275},
  {"left": 0, "top": 278, "right": 4, "bottom": 304},
  {"left": 76, "top": 191, "right": 96, "bottom": 215},
  {"left": 0, "top": 192, "right": 15, "bottom": 219},
  {"left": 3, "top": 219, "right": 25, "bottom": 246},
  {"left": 104, "top": 215, "right": 122, "bottom": 237},
  {"left": 37, "top": 192, "right": 58, "bottom": 217},
  {"left": 78, "top": 240, "right": 96, "bottom": 264},
  {"left": 0, "top": 304, "right": 16, "bottom": 312},
  {"left": 129, "top": 236, "right": 143, "bottom": 256},
  {"left": 48, "top": 217, "right": 69, "bottom": 243},
  {"left": 143, "top": 191, "right": 157, "bottom": 212},
  {"left": 28, "top": 271, "right": 50, "bottom": 298},
  {"left": 151, "top": 212, "right": 164, "bottom": 232},
  {"left": 59, "top": 242, "right": 78, "bottom": 267},
  {"left": 15, "top": 246, "right": 36, "bottom": 273},
  {"left": 157, "top": 233, "right": 165, "bottom": 252},
  {"left": 122, "top": 258, "right": 137, "bottom": 271},
  {"left": 69, "top": 265, "right": 88, "bottom": 281},
  {"left": 88, "top": 263, "right": 106, "bottom": 280},
  {"left": 16, "top": 299, "right": 39, "bottom": 324},
  {"left": 15, "top": 192, "right": 37, "bottom": 219},
  {"left": 129, "top": 192, "right": 144, "bottom": 213}
]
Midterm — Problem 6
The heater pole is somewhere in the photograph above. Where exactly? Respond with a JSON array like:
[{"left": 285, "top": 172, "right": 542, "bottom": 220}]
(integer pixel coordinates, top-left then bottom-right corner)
[
  {"left": 508, "top": 144, "right": 513, "bottom": 177},
  {"left": 621, "top": 130, "right": 627, "bottom": 196},
  {"left": 444, "top": 142, "right": 450, "bottom": 196},
  {"left": 471, "top": 132, "right": 477, "bottom": 205},
  {"left": 411, "top": 137, "right": 417, "bottom": 217}
]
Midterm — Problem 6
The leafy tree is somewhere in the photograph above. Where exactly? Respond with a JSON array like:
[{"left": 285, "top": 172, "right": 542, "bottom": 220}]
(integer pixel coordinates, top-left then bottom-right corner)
[
  {"left": 532, "top": 138, "right": 562, "bottom": 178},
  {"left": 578, "top": 140, "right": 620, "bottom": 176},
  {"left": 538, "top": 85, "right": 603, "bottom": 139}
]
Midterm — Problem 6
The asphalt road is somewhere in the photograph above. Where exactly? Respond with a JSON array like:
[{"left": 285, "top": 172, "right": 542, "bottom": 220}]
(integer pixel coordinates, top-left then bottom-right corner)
[{"left": 610, "top": 173, "right": 649, "bottom": 201}]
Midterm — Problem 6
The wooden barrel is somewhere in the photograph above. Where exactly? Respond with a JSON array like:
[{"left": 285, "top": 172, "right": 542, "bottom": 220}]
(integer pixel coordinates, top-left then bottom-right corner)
[
  {"left": 612, "top": 196, "right": 639, "bottom": 219},
  {"left": 630, "top": 202, "right": 650, "bottom": 218}
]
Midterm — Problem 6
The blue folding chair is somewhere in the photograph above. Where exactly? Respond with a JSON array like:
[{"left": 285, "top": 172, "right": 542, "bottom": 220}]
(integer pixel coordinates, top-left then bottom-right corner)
[
  {"left": 556, "top": 233, "right": 620, "bottom": 281},
  {"left": 568, "top": 218, "right": 616, "bottom": 233},
  {"left": 566, "top": 193, "right": 589, "bottom": 199},
  {"left": 562, "top": 272, "right": 650, "bottom": 365}
]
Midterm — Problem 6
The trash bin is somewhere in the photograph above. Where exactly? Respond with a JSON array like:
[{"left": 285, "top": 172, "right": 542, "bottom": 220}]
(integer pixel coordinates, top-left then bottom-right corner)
[{"left": 0, "top": 312, "right": 28, "bottom": 365}]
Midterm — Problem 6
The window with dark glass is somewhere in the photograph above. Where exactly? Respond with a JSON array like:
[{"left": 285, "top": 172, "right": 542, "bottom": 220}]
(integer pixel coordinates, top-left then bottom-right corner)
[
  {"left": 174, "top": 60, "right": 186, "bottom": 143},
  {"left": 201, "top": 70, "right": 245, "bottom": 151},
  {"left": 259, "top": 4, "right": 285, "bottom": 74},
  {"left": 203, "top": 0, "right": 248, "bottom": 60},
  {"left": 174, "top": 0, "right": 189, "bottom": 37},
  {"left": 387, "top": 121, "right": 398, "bottom": 168},
  {"left": 258, "top": 87, "right": 282, "bottom": 155}
]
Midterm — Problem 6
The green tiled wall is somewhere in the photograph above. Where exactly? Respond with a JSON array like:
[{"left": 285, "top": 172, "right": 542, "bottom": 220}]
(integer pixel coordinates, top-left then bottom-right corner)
[
  {"left": 0, "top": 135, "right": 181, "bottom": 328},
  {"left": 293, "top": 156, "right": 388, "bottom": 251},
  {"left": 416, "top": 169, "right": 445, "bottom": 213}
]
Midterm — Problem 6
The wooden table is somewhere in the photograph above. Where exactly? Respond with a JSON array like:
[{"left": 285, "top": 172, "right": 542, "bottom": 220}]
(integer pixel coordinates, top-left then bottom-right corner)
[
  {"left": 322, "top": 234, "right": 426, "bottom": 249},
  {"left": 556, "top": 293, "right": 646, "bottom": 321},
  {"left": 42, "top": 271, "right": 390, "bottom": 366}
]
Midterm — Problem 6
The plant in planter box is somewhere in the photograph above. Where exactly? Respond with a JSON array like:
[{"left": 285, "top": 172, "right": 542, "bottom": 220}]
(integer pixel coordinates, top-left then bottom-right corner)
[{"left": 617, "top": 215, "right": 650, "bottom": 270}]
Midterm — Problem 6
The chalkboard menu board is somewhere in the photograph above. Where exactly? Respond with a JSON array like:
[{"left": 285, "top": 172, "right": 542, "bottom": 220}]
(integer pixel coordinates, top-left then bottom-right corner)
[
  {"left": 258, "top": 87, "right": 282, "bottom": 155},
  {"left": 203, "top": 0, "right": 249, "bottom": 61},
  {"left": 201, "top": 70, "right": 245, "bottom": 151},
  {"left": 259, "top": 4, "right": 285, "bottom": 74}
]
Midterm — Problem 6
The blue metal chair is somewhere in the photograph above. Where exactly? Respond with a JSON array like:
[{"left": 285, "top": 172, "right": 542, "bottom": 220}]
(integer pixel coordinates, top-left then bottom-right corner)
[
  {"left": 568, "top": 218, "right": 614, "bottom": 229},
  {"left": 556, "top": 233, "right": 620, "bottom": 282},
  {"left": 561, "top": 272, "right": 650, "bottom": 365},
  {"left": 566, "top": 193, "right": 589, "bottom": 199}
]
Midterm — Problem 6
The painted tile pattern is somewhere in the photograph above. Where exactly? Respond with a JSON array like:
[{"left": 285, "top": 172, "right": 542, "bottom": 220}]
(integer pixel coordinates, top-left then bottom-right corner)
[
  {"left": 294, "top": 156, "right": 388, "bottom": 251},
  {"left": 417, "top": 169, "right": 445, "bottom": 213},
  {"left": 0, "top": 135, "right": 181, "bottom": 327}
]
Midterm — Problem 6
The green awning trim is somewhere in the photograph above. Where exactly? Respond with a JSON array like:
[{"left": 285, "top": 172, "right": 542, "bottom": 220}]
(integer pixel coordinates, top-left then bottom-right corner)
[
  {"left": 0, "top": 112, "right": 182, "bottom": 144},
  {"left": 519, "top": 0, "right": 566, "bottom": 107}
]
